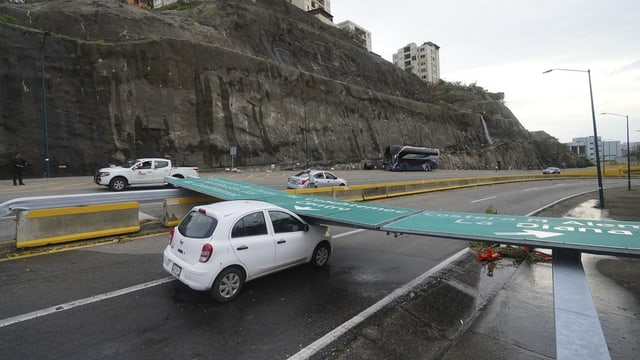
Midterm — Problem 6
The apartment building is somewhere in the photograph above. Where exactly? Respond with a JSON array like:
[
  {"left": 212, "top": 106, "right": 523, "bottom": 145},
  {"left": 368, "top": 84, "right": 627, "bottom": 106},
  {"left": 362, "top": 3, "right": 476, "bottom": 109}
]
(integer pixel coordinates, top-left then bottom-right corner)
[
  {"left": 287, "top": 0, "right": 333, "bottom": 25},
  {"left": 392, "top": 42, "right": 441, "bottom": 83},
  {"left": 336, "top": 20, "right": 371, "bottom": 51}
]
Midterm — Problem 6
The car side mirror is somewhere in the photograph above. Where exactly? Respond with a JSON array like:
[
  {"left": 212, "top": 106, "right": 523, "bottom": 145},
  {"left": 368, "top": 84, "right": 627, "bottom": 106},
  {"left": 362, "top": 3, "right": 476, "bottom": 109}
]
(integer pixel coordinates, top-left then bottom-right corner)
[{"left": 303, "top": 224, "right": 310, "bottom": 232}]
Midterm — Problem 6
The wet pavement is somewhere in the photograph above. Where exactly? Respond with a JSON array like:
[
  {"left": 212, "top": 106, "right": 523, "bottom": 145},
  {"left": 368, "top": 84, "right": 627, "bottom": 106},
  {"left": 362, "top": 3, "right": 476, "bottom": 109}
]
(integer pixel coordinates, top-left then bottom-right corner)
[{"left": 312, "top": 187, "right": 640, "bottom": 359}]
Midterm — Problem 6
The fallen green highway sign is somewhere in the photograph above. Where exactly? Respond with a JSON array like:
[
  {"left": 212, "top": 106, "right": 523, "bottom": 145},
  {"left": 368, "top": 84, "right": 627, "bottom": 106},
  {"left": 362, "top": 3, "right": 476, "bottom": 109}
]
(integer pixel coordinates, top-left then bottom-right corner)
[{"left": 168, "top": 177, "right": 640, "bottom": 256}]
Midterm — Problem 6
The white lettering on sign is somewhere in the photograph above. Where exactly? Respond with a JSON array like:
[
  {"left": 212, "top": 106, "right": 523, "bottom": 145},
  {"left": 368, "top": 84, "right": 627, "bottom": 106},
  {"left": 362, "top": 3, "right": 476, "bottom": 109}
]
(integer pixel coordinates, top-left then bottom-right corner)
[
  {"left": 299, "top": 197, "right": 410, "bottom": 214},
  {"left": 562, "top": 220, "right": 640, "bottom": 230},
  {"left": 455, "top": 218, "right": 494, "bottom": 226},
  {"left": 517, "top": 222, "right": 633, "bottom": 236},
  {"left": 423, "top": 212, "right": 517, "bottom": 222},
  {"left": 439, "top": 211, "right": 639, "bottom": 238},
  {"left": 295, "top": 201, "right": 351, "bottom": 212}
]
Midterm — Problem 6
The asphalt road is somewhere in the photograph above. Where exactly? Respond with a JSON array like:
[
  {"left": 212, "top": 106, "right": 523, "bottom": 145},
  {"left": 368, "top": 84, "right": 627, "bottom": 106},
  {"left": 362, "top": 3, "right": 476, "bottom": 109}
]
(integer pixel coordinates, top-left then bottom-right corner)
[{"left": 0, "top": 175, "right": 630, "bottom": 359}]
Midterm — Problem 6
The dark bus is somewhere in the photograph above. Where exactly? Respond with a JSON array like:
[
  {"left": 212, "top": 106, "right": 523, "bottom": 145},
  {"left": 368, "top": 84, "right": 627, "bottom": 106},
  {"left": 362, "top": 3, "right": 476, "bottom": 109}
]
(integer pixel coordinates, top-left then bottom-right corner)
[{"left": 383, "top": 145, "right": 440, "bottom": 171}]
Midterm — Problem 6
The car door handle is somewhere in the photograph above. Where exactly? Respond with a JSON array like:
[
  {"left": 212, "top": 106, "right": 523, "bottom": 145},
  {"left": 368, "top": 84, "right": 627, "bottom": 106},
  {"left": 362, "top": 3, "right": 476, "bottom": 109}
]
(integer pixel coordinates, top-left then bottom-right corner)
[
  {"left": 277, "top": 240, "right": 286, "bottom": 244},
  {"left": 237, "top": 245, "right": 248, "bottom": 250}
]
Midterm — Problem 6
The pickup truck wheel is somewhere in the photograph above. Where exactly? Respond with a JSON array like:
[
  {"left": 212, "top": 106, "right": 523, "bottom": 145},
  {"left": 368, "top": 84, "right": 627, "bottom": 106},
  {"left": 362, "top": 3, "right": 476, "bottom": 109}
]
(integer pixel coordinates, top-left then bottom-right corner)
[{"left": 109, "top": 177, "right": 128, "bottom": 191}]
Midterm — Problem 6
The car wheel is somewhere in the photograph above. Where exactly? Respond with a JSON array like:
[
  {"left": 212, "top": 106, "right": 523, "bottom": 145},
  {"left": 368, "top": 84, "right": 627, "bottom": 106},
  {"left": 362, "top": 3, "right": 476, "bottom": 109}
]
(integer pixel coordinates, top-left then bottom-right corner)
[
  {"left": 109, "top": 177, "right": 128, "bottom": 191},
  {"left": 311, "top": 242, "right": 331, "bottom": 268},
  {"left": 210, "top": 267, "right": 245, "bottom": 302}
]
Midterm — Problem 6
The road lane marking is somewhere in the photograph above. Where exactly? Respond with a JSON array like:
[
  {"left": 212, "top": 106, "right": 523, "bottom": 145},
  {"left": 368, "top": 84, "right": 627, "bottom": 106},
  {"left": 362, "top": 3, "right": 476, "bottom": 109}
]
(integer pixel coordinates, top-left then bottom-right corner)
[
  {"left": 524, "top": 187, "right": 538, "bottom": 192},
  {"left": 0, "top": 230, "right": 365, "bottom": 329},
  {"left": 0, "top": 277, "right": 175, "bottom": 329},
  {"left": 470, "top": 196, "right": 496, "bottom": 203},
  {"left": 288, "top": 247, "right": 470, "bottom": 360}
]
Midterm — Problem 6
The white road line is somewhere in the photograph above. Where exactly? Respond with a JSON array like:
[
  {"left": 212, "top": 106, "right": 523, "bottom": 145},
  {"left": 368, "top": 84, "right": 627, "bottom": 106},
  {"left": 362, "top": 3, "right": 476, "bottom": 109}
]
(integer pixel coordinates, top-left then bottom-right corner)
[
  {"left": 0, "top": 277, "right": 175, "bottom": 329},
  {"left": 0, "top": 230, "right": 365, "bottom": 330},
  {"left": 288, "top": 247, "right": 470, "bottom": 360},
  {"left": 0, "top": 229, "right": 364, "bottom": 330},
  {"left": 333, "top": 229, "right": 365, "bottom": 238},
  {"left": 523, "top": 187, "right": 538, "bottom": 192},
  {"left": 470, "top": 195, "right": 497, "bottom": 203}
]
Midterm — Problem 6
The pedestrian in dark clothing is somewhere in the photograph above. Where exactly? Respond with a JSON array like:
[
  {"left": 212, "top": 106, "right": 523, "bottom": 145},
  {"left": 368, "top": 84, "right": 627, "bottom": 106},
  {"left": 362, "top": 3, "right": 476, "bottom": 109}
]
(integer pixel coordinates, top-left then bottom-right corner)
[{"left": 11, "top": 152, "right": 27, "bottom": 186}]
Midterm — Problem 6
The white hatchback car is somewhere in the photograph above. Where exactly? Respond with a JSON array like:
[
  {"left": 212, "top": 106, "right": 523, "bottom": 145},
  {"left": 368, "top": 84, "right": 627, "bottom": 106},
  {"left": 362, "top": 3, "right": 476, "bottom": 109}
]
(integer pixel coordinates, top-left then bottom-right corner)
[
  {"left": 163, "top": 200, "right": 332, "bottom": 302},
  {"left": 287, "top": 170, "right": 347, "bottom": 189}
]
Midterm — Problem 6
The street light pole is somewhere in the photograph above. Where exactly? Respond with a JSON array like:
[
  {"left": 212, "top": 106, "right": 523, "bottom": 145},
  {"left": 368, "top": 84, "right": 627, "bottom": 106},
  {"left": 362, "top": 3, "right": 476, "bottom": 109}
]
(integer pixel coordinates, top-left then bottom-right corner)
[
  {"left": 303, "top": 102, "right": 309, "bottom": 168},
  {"left": 601, "top": 112, "right": 631, "bottom": 190},
  {"left": 40, "top": 31, "right": 50, "bottom": 178},
  {"left": 543, "top": 68, "right": 605, "bottom": 208}
]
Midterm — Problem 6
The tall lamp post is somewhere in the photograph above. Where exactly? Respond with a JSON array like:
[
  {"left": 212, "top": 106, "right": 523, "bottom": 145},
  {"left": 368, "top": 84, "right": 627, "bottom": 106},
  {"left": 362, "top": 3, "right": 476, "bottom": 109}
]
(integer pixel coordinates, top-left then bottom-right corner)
[
  {"left": 601, "top": 112, "right": 631, "bottom": 190},
  {"left": 303, "top": 102, "right": 309, "bottom": 168},
  {"left": 543, "top": 68, "right": 605, "bottom": 208},
  {"left": 40, "top": 31, "right": 50, "bottom": 178}
]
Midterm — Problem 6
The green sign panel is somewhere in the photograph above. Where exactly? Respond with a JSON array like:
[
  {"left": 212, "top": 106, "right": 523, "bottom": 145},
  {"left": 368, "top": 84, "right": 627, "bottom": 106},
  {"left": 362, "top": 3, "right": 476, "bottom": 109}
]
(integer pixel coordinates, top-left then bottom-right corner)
[
  {"left": 169, "top": 177, "right": 284, "bottom": 201},
  {"left": 382, "top": 210, "right": 640, "bottom": 256},
  {"left": 169, "top": 177, "right": 640, "bottom": 256}
]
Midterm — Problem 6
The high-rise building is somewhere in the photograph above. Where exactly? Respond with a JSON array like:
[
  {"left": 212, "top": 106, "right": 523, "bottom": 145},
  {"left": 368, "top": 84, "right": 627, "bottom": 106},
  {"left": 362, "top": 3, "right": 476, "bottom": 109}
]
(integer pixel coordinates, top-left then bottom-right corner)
[
  {"left": 336, "top": 20, "right": 371, "bottom": 51},
  {"left": 392, "top": 42, "right": 440, "bottom": 83}
]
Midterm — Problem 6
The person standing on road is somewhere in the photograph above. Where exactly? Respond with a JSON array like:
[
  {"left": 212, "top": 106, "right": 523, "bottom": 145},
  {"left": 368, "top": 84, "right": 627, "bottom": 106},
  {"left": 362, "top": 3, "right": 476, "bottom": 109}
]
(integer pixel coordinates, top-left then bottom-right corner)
[{"left": 11, "top": 152, "right": 27, "bottom": 186}]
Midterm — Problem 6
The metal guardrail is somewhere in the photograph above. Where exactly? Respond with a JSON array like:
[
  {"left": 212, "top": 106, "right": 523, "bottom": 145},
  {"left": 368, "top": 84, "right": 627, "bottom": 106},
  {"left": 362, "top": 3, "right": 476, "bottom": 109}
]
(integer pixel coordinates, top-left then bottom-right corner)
[{"left": 0, "top": 188, "right": 194, "bottom": 218}]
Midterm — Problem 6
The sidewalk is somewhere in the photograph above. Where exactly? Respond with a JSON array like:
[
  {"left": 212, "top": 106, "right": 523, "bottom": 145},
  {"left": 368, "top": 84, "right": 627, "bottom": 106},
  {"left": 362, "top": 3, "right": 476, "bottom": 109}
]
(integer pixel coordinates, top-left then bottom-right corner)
[{"left": 321, "top": 187, "right": 640, "bottom": 360}]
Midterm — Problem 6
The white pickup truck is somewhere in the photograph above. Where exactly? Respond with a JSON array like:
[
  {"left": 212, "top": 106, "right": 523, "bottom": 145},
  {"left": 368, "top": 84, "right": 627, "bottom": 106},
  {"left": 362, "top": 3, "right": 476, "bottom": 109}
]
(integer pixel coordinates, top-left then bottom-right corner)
[{"left": 94, "top": 158, "right": 199, "bottom": 191}]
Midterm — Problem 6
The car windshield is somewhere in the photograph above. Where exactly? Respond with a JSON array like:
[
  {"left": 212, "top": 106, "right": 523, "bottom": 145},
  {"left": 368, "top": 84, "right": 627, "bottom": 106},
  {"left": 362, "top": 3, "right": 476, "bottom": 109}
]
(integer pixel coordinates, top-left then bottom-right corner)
[{"left": 178, "top": 210, "right": 218, "bottom": 238}]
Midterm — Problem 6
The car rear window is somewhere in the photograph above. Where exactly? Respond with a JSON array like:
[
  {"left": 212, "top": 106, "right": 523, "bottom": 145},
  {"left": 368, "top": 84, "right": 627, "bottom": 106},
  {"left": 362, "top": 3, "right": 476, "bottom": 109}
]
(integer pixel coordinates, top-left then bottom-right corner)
[{"left": 178, "top": 211, "right": 217, "bottom": 238}]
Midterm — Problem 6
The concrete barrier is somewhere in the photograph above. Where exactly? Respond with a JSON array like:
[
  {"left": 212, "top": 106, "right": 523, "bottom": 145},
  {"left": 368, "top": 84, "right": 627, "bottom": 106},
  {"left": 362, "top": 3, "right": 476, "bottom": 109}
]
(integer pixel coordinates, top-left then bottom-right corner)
[
  {"left": 163, "top": 196, "right": 220, "bottom": 227},
  {"left": 16, "top": 202, "right": 140, "bottom": 248},
  {"left": 285, "top": 174, "right": 568, "bottom": 201}
]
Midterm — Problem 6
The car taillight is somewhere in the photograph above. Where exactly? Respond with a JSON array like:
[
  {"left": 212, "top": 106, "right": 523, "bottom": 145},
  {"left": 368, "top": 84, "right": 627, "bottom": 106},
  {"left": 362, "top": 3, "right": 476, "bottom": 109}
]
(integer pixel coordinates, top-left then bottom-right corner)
[
  {"left": 200, "top": 243, "right": 213, "bottom": 263},
  {"left": 169, "top": 227, "right": 175, "bottom": 246},
  {"left": 301, "top": 179, "right": 308, "bottom": 185}
]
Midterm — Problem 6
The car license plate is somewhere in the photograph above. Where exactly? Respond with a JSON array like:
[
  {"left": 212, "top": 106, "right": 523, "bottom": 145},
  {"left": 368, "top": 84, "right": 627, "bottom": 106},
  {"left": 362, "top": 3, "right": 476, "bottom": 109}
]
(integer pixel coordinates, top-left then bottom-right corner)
[{"left": 171, "top": 263, "right": 182, "bottom": 277}]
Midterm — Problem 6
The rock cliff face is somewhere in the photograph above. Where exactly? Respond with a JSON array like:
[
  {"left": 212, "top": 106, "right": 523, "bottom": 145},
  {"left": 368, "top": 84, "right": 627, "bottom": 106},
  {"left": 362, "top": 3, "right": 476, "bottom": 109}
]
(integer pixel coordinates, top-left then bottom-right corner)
[{"left": 0, "top": 0, "right": 580, "bottom": 177}]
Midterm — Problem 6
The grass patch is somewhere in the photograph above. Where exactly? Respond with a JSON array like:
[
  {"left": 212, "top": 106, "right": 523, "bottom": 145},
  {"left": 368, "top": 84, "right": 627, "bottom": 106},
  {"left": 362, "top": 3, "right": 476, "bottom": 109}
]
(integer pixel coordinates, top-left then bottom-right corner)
[{"left": 0, "top": 14, "right": 18, "bottom": 25}]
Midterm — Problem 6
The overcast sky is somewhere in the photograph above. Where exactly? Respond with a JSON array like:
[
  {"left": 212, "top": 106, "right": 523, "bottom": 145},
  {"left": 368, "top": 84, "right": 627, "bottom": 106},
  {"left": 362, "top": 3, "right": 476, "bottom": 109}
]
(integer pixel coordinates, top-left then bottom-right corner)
[{"left": 331, "top": 0, "right": 640, "bottom": 144}]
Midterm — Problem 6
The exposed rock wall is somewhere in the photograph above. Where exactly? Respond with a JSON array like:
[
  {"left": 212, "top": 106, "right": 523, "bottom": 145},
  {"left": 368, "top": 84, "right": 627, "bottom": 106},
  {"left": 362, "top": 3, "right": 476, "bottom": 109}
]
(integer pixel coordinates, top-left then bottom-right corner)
[{"left": 0, "top": 0, "right": 580, "bottom": 178}]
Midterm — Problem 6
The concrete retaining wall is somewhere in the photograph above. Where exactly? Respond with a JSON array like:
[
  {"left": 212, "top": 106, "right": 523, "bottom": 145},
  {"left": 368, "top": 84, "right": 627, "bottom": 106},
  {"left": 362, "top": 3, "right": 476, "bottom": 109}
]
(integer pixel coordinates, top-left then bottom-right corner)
[{"left": 16, "top": 202, "right": 140, "bottom": 248}]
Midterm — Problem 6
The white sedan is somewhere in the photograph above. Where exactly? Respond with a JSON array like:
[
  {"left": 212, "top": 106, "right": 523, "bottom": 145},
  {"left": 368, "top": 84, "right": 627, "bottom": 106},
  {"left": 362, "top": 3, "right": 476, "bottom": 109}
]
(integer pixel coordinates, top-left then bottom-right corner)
[
  {"left": 287, "top": 170, "right": 348, "bottom": 189},
  {"left": 163, "top": 200, "right": 332, "bottom": 302}
]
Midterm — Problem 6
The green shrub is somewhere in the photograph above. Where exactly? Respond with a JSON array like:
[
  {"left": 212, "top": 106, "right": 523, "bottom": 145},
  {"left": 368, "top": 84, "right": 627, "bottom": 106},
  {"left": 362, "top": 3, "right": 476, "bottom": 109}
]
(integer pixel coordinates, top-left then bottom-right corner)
[{"left": 0, "top": 14, "right": 18, "bottom": 25}]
